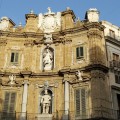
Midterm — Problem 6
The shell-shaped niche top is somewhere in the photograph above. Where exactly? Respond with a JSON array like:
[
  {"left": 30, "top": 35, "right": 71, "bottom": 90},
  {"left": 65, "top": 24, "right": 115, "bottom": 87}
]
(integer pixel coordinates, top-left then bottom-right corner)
[{"left": 38, "top": 7, "right": 61, "bottom": 33}]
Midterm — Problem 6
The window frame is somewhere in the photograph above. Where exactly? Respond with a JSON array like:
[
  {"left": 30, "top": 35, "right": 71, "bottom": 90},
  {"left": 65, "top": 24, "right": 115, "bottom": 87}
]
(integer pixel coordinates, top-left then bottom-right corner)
[
  {"left": 115, "top": 74, "right": 120, "bottom": 84},
  {"left": 10, "top": 51, "right": 20, "bottom": 65},
  {"left": 3, "top": 92, "right": 16, "bottom": 113},
  {"left": 76, "top": 45, "right": 85, "bottom": 59}
]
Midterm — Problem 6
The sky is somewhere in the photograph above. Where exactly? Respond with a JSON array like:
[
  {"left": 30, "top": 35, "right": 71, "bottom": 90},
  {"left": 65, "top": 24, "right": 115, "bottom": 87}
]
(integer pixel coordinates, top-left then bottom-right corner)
[{"left": 0, "top": 0, "right": 120, "bottom": 27}]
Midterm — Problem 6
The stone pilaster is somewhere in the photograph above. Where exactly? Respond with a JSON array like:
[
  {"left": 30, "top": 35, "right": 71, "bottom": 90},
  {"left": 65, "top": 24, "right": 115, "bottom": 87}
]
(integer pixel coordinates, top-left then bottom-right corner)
[
  {"left": 63, "top": 74, "right": 70, "bottom": 120},
  {"left": 20, "top": 71, "right": 31, "bottom": 120},
  {"left": 87, "top": 27, "right": 106, "bottom": 65},
  {"left": 90, "top": 70, "right": 111, "bottom": 118}
]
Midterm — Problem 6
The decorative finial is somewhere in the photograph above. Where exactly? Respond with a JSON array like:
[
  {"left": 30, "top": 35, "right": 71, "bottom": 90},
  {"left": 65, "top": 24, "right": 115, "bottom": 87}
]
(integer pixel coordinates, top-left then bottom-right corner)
[
  {"left": 66, "top": 7, "right": 70, "bottom": 11},
  {"left": 30, "top": 9, "right": 34, "bottom": 14},
  {"left": 18, "top": 22, "right": 22, "bottom": 27},
  {"left": 47, "top": 7, "right": 51, "bottom": 14}
]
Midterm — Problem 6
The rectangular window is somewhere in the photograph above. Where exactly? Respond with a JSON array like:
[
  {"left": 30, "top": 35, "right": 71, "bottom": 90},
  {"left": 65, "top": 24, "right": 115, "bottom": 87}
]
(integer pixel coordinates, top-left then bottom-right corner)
[
  {"left": 113, "top": 53, "right": 119, "bottom": 61},
  {"left": 10, "top": 52, "right": 19, "bottom": 64},
  {"left": 76, "top": 46, "right": 84, "bottom": 59},
  {"left": 109, "top": 29, "right": 115, "bottom": 38},
  {"left": 75, "top": 88, "right": 87, "bottom": 119},
  {"left": 2, "top": 92, "right": 16, "bottom": 120},
  {"left": 115, "top": 75, "right": 120, "bottom": 84},
  {"left": 3, "top": 92, "right": 16, "bottom": 113}
]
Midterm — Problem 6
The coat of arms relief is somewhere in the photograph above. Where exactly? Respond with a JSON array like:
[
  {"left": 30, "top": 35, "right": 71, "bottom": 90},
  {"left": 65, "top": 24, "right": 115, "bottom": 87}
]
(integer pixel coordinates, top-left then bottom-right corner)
[{"left": 38, "top": 7, "right": 61, "bottom": 33}]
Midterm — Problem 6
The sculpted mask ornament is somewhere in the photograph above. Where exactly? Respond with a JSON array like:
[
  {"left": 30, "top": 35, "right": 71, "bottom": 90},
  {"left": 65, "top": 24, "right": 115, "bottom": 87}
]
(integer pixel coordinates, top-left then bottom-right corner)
[{"left": 38, "top": 7, "right": 61, "bottom": 33}]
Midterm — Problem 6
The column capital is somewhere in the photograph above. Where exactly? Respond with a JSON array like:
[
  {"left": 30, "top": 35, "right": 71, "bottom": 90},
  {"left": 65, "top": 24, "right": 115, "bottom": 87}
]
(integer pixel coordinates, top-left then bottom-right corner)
[
  {"left": 23, "top": 80, "right": 29, "bottom": 85},
  {"left": 21, "top": 70, "right": 32, "bottom": 78}
]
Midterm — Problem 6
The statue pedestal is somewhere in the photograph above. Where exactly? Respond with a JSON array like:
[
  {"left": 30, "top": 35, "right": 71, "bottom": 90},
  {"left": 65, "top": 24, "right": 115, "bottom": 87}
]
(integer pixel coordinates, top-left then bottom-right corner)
[{"left": 36, "top": 114, "right": 53, "bottom": 120}]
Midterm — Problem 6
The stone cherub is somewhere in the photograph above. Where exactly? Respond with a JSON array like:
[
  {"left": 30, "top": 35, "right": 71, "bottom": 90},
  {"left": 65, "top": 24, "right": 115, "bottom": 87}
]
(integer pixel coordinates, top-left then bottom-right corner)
[{"left": 76, "top": 70, "right": 83, "bottom": 81}]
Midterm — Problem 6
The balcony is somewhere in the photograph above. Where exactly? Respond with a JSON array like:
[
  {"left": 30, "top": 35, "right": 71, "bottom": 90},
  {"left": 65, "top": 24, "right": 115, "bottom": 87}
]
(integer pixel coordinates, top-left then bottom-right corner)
[
  {"left": 109, "top": 60, "right": 120, "bottom": 70},
  {"left": 0, "top": 108, "right": 120, "bottom": 120}
]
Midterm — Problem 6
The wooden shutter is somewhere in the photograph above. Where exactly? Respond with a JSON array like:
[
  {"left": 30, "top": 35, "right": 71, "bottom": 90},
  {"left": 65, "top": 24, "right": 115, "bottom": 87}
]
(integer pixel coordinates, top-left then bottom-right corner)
[
  {"left": 75, "top": 88, "right": 87, "bottom": 118},
  {"left": 14, "top": 53, "right": 18, "bottom": 63},
  {"left": 75, "top": 89, "right": 80, "bottom": 116},
  {"left": 76, "top": 47, "right": 84, "bottom": 59},
  {"left": 3, "top": 92, "right": 10, "bottom": 112},
  {"left": 3, "top": 92, "right": 16, "bottom": 113},
  {"left": 81, "top": 89, "right": 86, "bottom": 115},
  {"left": 9, "top": 93, "right": 16, "bottom": 113}
]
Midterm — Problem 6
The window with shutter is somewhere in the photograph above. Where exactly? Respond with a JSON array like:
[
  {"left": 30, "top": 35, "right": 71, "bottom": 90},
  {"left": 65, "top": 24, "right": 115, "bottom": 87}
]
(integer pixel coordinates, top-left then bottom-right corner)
[
  {"left": 76, "top": 46, "right": 84, "bottom": 59},
  {"left": 75, "top": 88, "right": 87, "bottom": 119},
  {"left": 115, "top": 75, "right": 120, "bottom": 84},
  {"left": 3, "top": 92, "right": 16, "bottom": 113},
  {"left": 2, "top": 92, "right": 16, "bottom": 120},
  {"left": 10, "top": 52, "right": 19, "bottom": 65}
]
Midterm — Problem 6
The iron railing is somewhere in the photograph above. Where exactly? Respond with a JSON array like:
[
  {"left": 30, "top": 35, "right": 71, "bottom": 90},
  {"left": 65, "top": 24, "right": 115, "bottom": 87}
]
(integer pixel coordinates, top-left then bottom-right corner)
[
  {"left": 0, "top": 108, "right": 120, "bottom": 120},
  {"left": 110, "top": 60, "right": 120, "bottom": 69}
]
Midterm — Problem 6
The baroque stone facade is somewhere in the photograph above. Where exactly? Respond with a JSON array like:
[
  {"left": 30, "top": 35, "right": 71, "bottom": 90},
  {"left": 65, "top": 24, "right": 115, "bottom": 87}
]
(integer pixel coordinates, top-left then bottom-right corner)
[{"left": 0, "top": 8, "right": 117, "bottom": 120}]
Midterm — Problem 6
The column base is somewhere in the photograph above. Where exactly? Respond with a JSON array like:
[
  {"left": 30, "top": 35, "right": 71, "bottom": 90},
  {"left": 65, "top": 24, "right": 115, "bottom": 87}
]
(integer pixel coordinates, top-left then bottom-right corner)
[{"left": 62, "top": 114, "right": 69, "bottom": 120}]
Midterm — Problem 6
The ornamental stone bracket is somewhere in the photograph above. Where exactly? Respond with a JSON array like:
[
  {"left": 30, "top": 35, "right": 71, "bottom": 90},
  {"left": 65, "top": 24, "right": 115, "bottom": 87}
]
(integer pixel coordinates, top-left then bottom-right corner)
[
  {"left": 70, "top": 71, "right": 91, "bottom": 84},
  {"left": 60, "top": 69, "right": 91, "bottom": 84},
  {"left": 36, "top": 80, "right": 58, "bottom": 89}
]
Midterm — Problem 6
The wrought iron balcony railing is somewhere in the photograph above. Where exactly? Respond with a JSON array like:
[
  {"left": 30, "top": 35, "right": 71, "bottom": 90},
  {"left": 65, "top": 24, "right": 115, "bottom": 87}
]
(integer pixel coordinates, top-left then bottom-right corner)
[
  {"left": 109, "top": 60, "right": 120, "bottom": 69},
  {"left": 0, "top": 108, "right": 120, "bottom": 120}
]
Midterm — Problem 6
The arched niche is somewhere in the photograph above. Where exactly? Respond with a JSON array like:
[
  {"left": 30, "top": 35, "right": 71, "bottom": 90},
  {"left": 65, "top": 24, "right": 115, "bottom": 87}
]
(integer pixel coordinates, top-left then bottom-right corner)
[
  {"left": 39, "top": 88, "right": 54, "bottom": 114},
  {"left": 42, "top": 47, "right": 54, "bottom": 71}
]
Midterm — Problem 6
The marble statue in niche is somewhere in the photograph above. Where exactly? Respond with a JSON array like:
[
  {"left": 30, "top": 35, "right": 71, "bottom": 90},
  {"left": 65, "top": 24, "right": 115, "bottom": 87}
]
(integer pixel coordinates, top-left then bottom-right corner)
[
  {"left": 43, "top": 48, "right": 54, "bottom": 71},
  {"left": 41, "top": 89, "right": 51, "bottom": 114}
]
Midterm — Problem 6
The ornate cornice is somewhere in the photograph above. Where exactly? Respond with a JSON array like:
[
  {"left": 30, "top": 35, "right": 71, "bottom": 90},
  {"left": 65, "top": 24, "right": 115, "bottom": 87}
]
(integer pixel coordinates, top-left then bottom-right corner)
[
  {"left": 105, "top": 36, "right": 120, "bottom": 47},
  {"left": 85, "top": 64, "right": 108, "bottom": 73}
]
